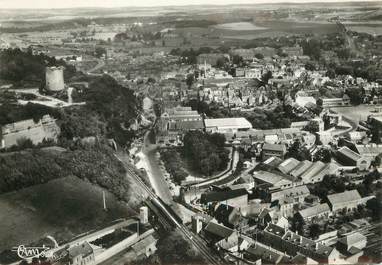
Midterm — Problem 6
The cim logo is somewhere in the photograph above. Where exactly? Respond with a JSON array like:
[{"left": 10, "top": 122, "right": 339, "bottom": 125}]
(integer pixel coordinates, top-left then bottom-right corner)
[{"left": 12, "top": 245, "right": 51, "bottom": 259}]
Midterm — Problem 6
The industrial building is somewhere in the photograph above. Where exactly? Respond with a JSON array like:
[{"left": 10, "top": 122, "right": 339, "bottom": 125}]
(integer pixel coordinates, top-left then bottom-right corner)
[{"left": 204, "top": 117, "right": 252, "bottom": 133}]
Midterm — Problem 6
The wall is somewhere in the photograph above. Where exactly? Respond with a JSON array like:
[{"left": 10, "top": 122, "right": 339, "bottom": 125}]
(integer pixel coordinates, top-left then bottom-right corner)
[
  {"left": 94, "top": 229, "right": 155, "bottom": 265},
  {"left": 1, "top": 115, "right": 60, "bottom": 149}
]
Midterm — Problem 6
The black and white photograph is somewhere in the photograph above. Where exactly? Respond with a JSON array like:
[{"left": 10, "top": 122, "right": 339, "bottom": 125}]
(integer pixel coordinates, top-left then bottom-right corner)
[{"left": 0, "top": 0, "right": 381, "bottom": 264}]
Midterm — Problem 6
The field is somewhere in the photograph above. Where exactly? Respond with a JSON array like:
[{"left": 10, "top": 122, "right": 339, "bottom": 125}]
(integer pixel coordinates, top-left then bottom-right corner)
[
  {"left": 0, "top": 176, "right": 136, "bottom": 252},
  {"left": 331, "top": 105, "right": 382, "bottom": 123}
]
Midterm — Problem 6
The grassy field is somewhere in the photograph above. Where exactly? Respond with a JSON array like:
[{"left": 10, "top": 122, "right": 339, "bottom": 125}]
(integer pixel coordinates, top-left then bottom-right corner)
[
  {"left": 331, "top": 105, "right": 382, "bottom": 124},
  {"left": 0, "top": 176, "right": 136, "bottom": 252}
]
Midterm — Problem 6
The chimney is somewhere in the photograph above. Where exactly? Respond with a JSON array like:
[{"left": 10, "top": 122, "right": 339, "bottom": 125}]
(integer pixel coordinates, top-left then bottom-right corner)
[
  {"left": 300, "top": 236, "right": 303, "bottom": 244},
  {"left": 316, "top": 243, "right": 319, "bottom": 250}
]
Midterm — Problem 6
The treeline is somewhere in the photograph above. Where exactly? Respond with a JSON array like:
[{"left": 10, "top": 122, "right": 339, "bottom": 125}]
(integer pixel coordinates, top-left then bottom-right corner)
[
  {"left": 183, "top": 131, "right": 229, "bottom": 176},
  {"left": 169, "top": 46, "right": 228, "bottom": 65},
  {"left": 0, "top": 144, "right": 129, "bottom": 200},
  {"left": 0, "top": 48, "right": 76, "bottom": 85},
  {"left": 160, "top": 149, "right": 188, "bottom": 184},
  {"left": 0, "top": 102, "right": 61, "bottom": 125},
  {"left": 163, "top": 19, "right": 217, "bottom": 28}
]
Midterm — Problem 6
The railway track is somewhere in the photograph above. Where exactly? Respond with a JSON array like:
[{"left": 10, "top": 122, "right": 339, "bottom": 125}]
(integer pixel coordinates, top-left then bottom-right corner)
[{"left": 116, "top": 155, "right": 225, "bottom": 265}]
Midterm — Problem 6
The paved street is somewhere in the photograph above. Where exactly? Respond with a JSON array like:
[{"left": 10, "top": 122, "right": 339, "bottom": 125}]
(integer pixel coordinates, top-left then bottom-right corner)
[{"left": 142, "top": 131, "right": 173, "bottom": 204}]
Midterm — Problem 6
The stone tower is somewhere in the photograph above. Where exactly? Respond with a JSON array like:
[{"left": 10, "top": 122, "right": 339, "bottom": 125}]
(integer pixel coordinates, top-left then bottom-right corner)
[{"left": 45, "top": 66, "right": 65, "bottom": 91}]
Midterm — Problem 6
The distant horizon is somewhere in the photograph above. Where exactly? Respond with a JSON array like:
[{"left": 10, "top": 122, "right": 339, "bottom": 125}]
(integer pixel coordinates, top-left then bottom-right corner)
[{"left": 0, "top": 0, "right": 380, "bottom": 10}]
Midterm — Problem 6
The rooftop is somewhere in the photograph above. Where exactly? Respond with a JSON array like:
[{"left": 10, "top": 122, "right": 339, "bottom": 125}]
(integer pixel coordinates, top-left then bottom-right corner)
[
  {"left": 204, "top": 221, "right": 234, "bottom": 239},
  {"left": 277, "top": 158, "right": 300, "bottom": 174},
  {"left": 298, "top": 203, "right": 330, "bottom": 219},
  {"left": 327, "top": 190, "right": 362, "bottom": 206},
  {"left": 262, "top": 143, "right": 287, "bottom": 153},
  {"left": 337, "top": 146, "right": 362, "bottom": 162},
  {"left": 168, "top": 120, "right": 205, "bottom": 131},
  {"left": 253, "top": 170, "right": 293, "bottom": 186},
  {"left": 205, "top": 117, "right": 252, "bottom": 129},
  {"left": 201, "top": 188, "right": 248, "bottom": 204},
  {"left": 271, "top": 185, "right": 310, "bottom": 200}
]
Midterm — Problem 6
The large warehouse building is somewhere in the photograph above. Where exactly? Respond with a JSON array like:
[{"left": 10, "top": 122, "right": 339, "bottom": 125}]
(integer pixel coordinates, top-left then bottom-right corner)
[{"left": 205, "top": 117, "right": 252, "bottom": 133}]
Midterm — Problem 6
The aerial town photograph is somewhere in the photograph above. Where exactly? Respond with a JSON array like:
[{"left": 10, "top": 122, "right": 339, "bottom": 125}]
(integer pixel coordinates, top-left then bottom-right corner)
[{"left": 0, "top": 0, "right": 381, "bottom": 264}]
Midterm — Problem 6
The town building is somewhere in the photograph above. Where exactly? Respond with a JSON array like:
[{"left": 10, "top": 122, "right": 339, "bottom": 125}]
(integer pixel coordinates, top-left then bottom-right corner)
[
  {"left": 327, "top": 190, "right": 363, "bottom": 213},
  {"left": 131, "top": 235, "right": 158, "bottom": 259},
  {"left": 270, "top": 185, "right": 310, "bottom": 204},
  {"left": 245, "top": 242, "right": 289, "bottom": 265},
  {"left": 60, "top": 242, "right": 95, "bottom": 265},
  {"left": 261, "top": 143, "right": 287, "bottom": 161},
  {"left": 321, "top": 96, "right": 350, "bottom": 108},
  {"left": 337, "top": 232, "right": 367, "bottom": 256},
  {"left": 295, "top": 96, "right": 316, "bottom": 108},
  {"left": 297, "top": 203, "right": 331, "bottom": 222},
  {"left": 259, "top": 223, "right": 340, "bottom": 264},
  {"left": 200, "top": 188, "right": 248, "bottom": 208},
  {"left": 336, "top": 146, "right": 371, "bottom": 170},
  {"left": 355, "top": 144, "right": 382, "bottom": 162},
  {"left": 253, "top": 170, "right": 295, "bottom": 191},
  {"left": 204, "top": 117, "right": 252, "bottom": 134}
]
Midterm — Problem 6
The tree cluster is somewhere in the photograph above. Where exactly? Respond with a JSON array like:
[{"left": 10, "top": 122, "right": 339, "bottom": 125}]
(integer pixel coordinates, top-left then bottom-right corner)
[
  {"left": 80, "top": 75, "right": 141, "bottom": 146},
  {"left": 183, "top": 131, "right": 229, "bottom": 176},
  {"left": 156, "top": 231, "right": 204, "bottom": 264},
  {"left": 287, "top": 139, "right": 311, "bottom": 161},
  {"left": 160, "top": 149, "right": 188, "bottom": 184},
  {"left": 0, "top": 48, "right": 76, "bottom": 86},
  {"left": 0, "top": 102, "right": 61, "bottom": 125}
]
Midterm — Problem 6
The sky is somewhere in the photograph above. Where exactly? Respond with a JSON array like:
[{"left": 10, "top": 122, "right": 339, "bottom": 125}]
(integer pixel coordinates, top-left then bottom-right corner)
[{"left": 0, "top": 0, "right": 379, "bottom": 9}]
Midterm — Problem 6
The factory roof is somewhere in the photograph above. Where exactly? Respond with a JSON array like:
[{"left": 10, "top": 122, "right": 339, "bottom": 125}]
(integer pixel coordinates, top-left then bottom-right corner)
[
  {"left": 299, "top": 161, "right": 327, "bottom": 181},
  {"left": 253, "top": 171, "right": 293, "bottom": 187},
  {"left": 337, "top": 146, "right": 362, "bottom": 162},
  {"left": 168, "top": 120, "right": 205, "bottom": 131},
  {"left": 205, "top": 117, "right": 252, "bottom": 129},
  {"left": 263, "top": 156, "right": 284, "bottom": 168},
  {"left": 289, "top": 160, "right": 313, "bottom": 178},
  {"left": 277, "top": 158, "right": 300, "bottom": 174}
]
